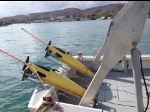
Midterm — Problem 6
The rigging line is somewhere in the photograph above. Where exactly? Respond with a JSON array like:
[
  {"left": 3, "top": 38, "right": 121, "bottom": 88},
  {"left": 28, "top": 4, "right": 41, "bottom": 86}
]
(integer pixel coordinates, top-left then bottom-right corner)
[
  {"left": 17, "top": 61, "right": 24, "bottom": 75},
  {"left": 45, "top": 57, "right": 90, "bottom": 84},
  {"left": 139, "top": 51, "right": 149, "bottom": 112},
  {"left": 31, "top": 65, "right": 48, "bottom": 90},
  {"left": 17, "top": 61, "right": 39, "bottom": 84},
  {"left": 56, "top": 91, "right": 79, "bottom": 103}
]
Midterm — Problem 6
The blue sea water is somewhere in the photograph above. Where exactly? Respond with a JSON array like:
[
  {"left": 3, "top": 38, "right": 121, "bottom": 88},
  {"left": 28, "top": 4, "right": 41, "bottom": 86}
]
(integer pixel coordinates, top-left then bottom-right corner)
[{"left": 0, "top": 19, "right": 150, "bottom": 112}]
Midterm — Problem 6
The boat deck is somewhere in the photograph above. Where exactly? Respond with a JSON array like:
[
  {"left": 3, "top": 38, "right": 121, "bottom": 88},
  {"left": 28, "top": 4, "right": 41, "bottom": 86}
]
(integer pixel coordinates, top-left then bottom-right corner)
[
  {"left": 58, "top": 68, "right": 150, "bottom": 112},
  {"left": 96, "top": 69, "right": 150, "bottom": 112}
]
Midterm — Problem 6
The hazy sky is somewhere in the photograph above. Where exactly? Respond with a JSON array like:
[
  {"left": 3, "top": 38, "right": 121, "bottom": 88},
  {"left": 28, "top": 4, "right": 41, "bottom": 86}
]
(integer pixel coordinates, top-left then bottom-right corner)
[{"left": 0, "top": 1, "right": 127, "bottom": 18}]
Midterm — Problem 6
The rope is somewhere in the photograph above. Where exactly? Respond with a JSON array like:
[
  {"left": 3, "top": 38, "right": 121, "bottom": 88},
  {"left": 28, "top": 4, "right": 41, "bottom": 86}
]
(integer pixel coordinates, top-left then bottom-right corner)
[{"left": 31, "top": 65, "right": 48, "bottom": 90}]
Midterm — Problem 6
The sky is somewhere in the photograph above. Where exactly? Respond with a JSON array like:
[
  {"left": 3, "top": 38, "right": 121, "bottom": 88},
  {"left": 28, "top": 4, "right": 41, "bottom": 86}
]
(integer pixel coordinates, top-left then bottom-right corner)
[{"left": 0, "top": 1, "right": 127, "bottom": 18}]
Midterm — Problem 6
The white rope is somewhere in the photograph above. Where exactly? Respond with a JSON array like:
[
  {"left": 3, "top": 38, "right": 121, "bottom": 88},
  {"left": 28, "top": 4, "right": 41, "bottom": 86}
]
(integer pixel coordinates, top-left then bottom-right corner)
[{"left": 31, "top": 65, "right": 48, "bottom": 90}]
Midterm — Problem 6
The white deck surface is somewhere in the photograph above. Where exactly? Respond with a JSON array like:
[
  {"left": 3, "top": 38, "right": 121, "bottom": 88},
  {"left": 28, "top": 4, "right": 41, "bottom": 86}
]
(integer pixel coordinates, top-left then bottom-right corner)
[
  {"left": 96, "top": 69, "right": 150, "bottom": 112},
  {"left": 56, "top": 68, "right": 150, "bottom": 112},
  {"left": 28, "top": 68, "right": 150, "bottom": 112}
]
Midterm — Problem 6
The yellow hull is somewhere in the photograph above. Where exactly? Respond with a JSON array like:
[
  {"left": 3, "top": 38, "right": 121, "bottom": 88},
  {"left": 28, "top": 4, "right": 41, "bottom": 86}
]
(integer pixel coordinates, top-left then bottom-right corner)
[
  {"left": 23, "top": 62, "right": 85, "bottom": 98},
  {"left": 48, "top": 46, "right": 95, "bottom": 78}
]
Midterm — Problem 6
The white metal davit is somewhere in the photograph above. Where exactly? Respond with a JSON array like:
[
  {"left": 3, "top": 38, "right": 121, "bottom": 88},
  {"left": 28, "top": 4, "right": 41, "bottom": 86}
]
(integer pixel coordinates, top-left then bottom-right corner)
[
  {"left": 79, "top": 1, "right": 150, "bottom": 107},
  {"left": 90, "top": 1, "right": 134, "bottom": 70}
]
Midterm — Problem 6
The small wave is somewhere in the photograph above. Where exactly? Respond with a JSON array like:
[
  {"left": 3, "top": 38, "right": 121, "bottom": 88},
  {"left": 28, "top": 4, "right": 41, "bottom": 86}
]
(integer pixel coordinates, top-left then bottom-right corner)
[{"left": 5, "top": 40, "right": 16, "bottom": 41}]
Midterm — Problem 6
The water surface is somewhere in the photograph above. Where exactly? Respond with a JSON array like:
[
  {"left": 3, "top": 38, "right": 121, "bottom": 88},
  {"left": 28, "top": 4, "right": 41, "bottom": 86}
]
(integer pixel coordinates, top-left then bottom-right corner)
[{"left": 0, "top": 19, "right": 150, "bottom": 112}]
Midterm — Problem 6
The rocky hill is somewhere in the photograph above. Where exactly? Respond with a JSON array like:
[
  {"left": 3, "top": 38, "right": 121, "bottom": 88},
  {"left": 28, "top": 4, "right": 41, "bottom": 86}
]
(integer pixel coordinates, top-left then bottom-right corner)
[
  {"left": 82, "top": 3, "right": 124, "bottom": 15},
  {"left": 0, "top": 3, "right": 125, "bottom": 22}
]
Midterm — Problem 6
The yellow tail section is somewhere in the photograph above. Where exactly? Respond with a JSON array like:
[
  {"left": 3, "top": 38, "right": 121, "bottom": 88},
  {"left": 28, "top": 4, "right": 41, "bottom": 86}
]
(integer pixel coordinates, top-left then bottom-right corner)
[
  {"left": 48, "top": 45, "right": 95, "bottom": 78},
  {"left": 23, "top": 62, "right": 85, "bottom": 98}
]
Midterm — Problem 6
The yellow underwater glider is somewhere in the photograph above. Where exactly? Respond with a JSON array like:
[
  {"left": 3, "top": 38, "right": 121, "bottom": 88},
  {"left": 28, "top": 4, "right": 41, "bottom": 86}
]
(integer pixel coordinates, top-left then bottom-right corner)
[
  {"left": 0, "top": 50, "right": 85, "bottom": 98},
  {"left": 22, "top": 56, "right": 86, "bottom": 98},
  {"left": 22, "top": 28, "right": 95, "bottom": 78},
  {"left": 44, "top": 41, "right": 95, "bottom": 78}
]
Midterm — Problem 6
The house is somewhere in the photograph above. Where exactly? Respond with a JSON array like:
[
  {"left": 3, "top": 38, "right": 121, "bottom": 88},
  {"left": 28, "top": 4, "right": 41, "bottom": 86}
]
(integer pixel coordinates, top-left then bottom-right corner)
[
  {"left": 100, "top": 16, "right": 106, "bottom": 20},
  {"left": 107, "top": 17, "right": 112, "bottom": 19},
  {"left": 0, "top": 21, "right": 3, "bottom": 26}
]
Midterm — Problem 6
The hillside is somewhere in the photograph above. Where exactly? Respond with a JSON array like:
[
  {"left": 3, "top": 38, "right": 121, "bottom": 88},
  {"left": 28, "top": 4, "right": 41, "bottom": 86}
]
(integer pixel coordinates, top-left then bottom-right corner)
[
  {"left": 0, "top": 3, "right": 125, "bottom": 22},
  {"left": 82, "top": 3, "right": 124, "bottom": 15}
]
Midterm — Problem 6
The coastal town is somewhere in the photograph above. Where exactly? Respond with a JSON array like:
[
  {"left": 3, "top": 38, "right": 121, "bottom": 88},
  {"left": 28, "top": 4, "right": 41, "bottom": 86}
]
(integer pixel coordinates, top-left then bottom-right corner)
[
  {"left": 1, "top": 12, "right": 150, "bottom": 26},
  {"left": 0, "top": 12, "right": 117, "bottom": 26},
  {"left": 0, "top": 4, "right": 150, "bottom": 26}
]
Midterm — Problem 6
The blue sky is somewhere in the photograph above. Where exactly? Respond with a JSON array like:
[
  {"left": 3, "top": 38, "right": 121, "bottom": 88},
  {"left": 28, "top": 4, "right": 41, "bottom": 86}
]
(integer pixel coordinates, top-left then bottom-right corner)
[{"left": 0, "top": 1, "right": 127, "bottom": 18}]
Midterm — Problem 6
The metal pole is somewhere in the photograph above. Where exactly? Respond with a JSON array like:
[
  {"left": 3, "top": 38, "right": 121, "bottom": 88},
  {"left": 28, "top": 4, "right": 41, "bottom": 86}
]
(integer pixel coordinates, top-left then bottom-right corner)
[
  {"left": 131, "top": 48, "right": 144, "bottom": 112},
  {"left": 123, "top": 56, "right": 128, "bottom": 74}
]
